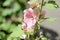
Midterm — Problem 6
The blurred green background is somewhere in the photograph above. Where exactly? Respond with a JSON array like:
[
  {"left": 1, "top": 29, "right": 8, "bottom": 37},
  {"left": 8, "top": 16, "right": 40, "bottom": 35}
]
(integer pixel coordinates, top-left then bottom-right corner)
[{"left": 0, "top": 0, "right": 28, "bottom": 40}]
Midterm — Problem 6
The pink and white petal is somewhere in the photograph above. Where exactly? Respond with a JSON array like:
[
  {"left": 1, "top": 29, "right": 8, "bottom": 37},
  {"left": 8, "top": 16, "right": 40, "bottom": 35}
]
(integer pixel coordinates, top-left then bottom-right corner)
[
  {"left": 20, "top": 34, "right": 27, "bottom": 39},
  {"left": 22, "top": 22, "right": 27, "bottom": 30},
  {"left": 42, "top": 10, "right": 46, "bottom": 18}
]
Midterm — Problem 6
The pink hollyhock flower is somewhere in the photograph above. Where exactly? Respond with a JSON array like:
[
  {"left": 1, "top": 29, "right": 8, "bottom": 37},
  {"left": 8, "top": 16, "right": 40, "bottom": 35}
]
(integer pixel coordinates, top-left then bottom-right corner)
[
  {"left": 22, "top": 8, "right": 45, "bottom": 30},
  {"left": 22, "top": 8, "right": 38, "bottom": 30},
  {"left": 28, "top": 0, "right": 40, "bottom": 8}
]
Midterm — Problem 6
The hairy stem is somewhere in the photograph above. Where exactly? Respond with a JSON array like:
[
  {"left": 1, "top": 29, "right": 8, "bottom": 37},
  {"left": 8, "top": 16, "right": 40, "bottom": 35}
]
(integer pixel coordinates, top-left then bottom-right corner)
[
  {"left": 34, "top": 0, "right": 44, "bottom": 35},
  {"left": 39, "top": 0, "right": 44, "bottom": 19},
  {"left": 37, "top": 0, "right": 44, "bottom": 29}
]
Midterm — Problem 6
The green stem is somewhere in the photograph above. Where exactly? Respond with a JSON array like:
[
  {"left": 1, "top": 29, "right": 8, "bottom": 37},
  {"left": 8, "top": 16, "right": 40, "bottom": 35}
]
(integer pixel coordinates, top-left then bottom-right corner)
[
  {"left": 34, "top": 0, "right": 45, "bottom": 35},
  {"left": 39, "top": 0, "right": 44, "bottom": 27},
  {"left": 36, "top": 0, "right": 45, "bottom": 30},
  {"left": 39, "top": 0, "right": 44, "bottom": 19},
  {"left": 27, "top": 34, "right": 29, "bottom": 40},
  {"left": 33, "top": 0, "right": 45, "bottom": 39},
  {"left": 34, "top": 0, "right": 45, "bottom": 30}
]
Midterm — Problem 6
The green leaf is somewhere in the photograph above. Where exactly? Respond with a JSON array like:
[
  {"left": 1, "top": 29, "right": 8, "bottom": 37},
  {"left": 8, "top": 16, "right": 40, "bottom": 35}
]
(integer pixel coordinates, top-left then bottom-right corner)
[
  {"left": 0, "top": 8, "right": 3, "bottom": 15},
  {"left": 0, "top": 32, "right": 6, "bottom": 39},
  {"left": 45, "top": 3, "right": 55, "bottom": 9},
  {"left": 1, "top": 23, "right": 11, "bottom": 31},
  {"left": 45, "top": 18, "right": 57, "bottom": 22},
  {"left": 2, "top": 9, "right": 12, "bottom": 16},
  {"left": 7, "top": 24, "right": 24, "bottom": 40},
  {"left": 0, "top": 17, "right": 6, "bottom": 23},
  {"left": 45, "top": 0, "right": 59, "bottom": 9},
  {"left": 41, "top": 37, "right": 48, "bottom": 40},
  {"left": 9, "top": 37, "right": 20, "bottom": 40},
  {"left": 32, "top": 0, "right": 36, "bottom": 2},
  {"left": 8, "top": 24, "right": 17, "bottom": 33},
  {"left": 0, "top": 23, "right": 16, "bottom": 33},
  {"left": 3, "top": 0, "right": 13, "bottom": 6},
  {"left": 12, "top": 2, "right": 21, "bottom": 13}
]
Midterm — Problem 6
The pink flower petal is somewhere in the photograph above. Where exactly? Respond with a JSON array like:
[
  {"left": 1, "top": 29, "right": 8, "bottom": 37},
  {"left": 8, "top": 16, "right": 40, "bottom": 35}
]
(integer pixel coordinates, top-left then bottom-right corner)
[
  {"left": 22, "top": 22, "right": 27, "bottom": 30},
  {"left": 22, "top": 8, "right": 38, "bottom": 30},
  {"left": 42, "top": 10, "right": 46, "bottom": 18}
]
